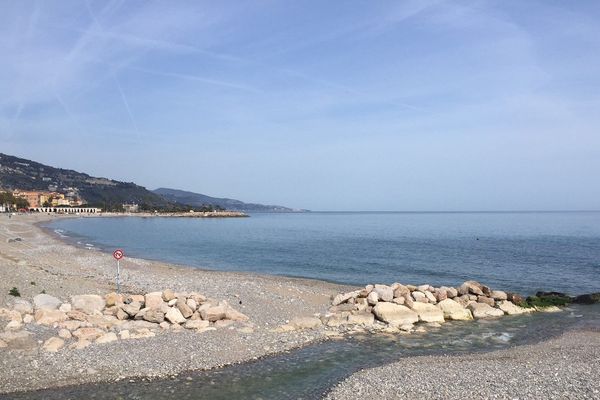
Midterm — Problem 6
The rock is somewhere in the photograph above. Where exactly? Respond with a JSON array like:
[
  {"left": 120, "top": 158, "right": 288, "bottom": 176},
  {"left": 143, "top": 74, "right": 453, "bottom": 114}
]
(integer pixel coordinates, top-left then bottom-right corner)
[
  {"left": 406, "top": 284, "right": 417, "bottom": 291},
  {"left": 6, "top": 310, "right": 22, "bottom": 322},
  {"left": 324, "top": 314, "right": 347, "bottom": 327},
  {"left": 573, "top": 293, "right": 600, "bottom": 304},
  {"left": 167, "top": 299, "right": 177, "bottom": 306},
  {"left": 23, "top": 314, "right": 33, "bottom": 324},
  {"left": 105, "top": 292, "right": 123, "bottom": 307},
  {"left": 424, "top": 291, "right": 437, "bottom": 304},
  {"left": 73, "top": 327, "right": 105, "bottom": 341},
  {"left": 374, "top": 285, "right": 394, "bottom": 302},
  {"left": 5, "top": 320, "right": 22, "bottom": 330},
  {"left": 186, "top": 298, "right": 198, "bottom": 311},
  {"left": 70, "top": 339, "right": 91, "bottom": 350},
  {"left": 71, "top": 295, "right": 105, "bottom": 314},
  {"left": 399, "top": 323, "right": 414, "bottom": 332},
  {"left": 403, "top": 294, "right": 414, "bottom": 309},
  {"left": 498, "top": 300, "right": 530, "bottom": 315},
  {"left": 86, "top": 315, "right": 117, "bottom": 330},
  {"left": 34, "top": 309, "right": 68, "bottom": 325},
  {"left": 332, "top": 290, "right": 361, "bottom": 306},
  {"left": 143, "top": 309, "right": 165, "bottom": 323},
  {"left": 129, "top": 294, "right": 145, "bottom": 304},
  {"left": 122, "top": 302, "right": 142, "bottom": 317},
  {"left": 507, "top": 292, "right": 524, "bottom": 304},
  {"left": 434, "top": 289, "right": 448, "bottom": 302},
  {"left": 67, "top": 310, "right": 87, "bottom": 321},
  {"left": 445, "top": 287, "right": 458, "bottom": 298},
  {"left": 467, "top": 303, "right": 504, "bottom": 319},
  {"left": 165, "top": 307, "right": 186, "bottom": 324},
  {"left": 0, "top": 339, "right": 6, "bottom": 348},
  {"left": 58, "top": 328, "right": 72, "bottom": 339},
  {"left": 477, "top": 296, "right": 495, "bottom": 306},
  {"left": 367, "top": 291, "right": 379, "bottom": 306},
  {"left": 116, "top": 308, "right": 129, "bottom": 321},
  {"left": 176, "top": 299, "right": 193, "bottom": 318},
  {"left": 417, "top": 284, "right": 430, "bottom": 292},
  {"left": 536, "top": 305, "right": 562, "bottom": 312},
  {"left": 455, "top": 295, "right": 471, "bottom": 308},
  {"left": 410, "top": 302, "right": 445, "bottom": 323},
  {"left": 95, "top": 332, "right": 118, "bottom": 344},
  {"left": 458, "top": 281, "right": 484, "bottom": 296},
  {"left": 412, "top": 291, "right": 426, "bottom": 301},
  {"left": 189, "top": 293, "right": 207, "bottom": 304},
  {"left": 184, "top": 319, "right": 210, "bottom": 329},
  {"left": 0, "top": 330, "right": 36, "bottom": 350},
  {"left": 392, "top": 297, "right": 405, "bottom": 305},
  {"left": 200, "top": 305, "right": 227, "bottom": 322},
  {"left": 347, "top": 312, "right": 375, "bottom": 326},
  {"left": 437, "top": 298, "right": 473, "bottom": 320},
  {"left": 59, "top": 320, "right": 82, "bottom": 331},
  {"left": 372, "top": 303, "right": 419, "bottom": 326},
  {"left": 144, "top": 292, "right": 165, "bottom": 309},
  {"left": 119, "top": 330, "right": 130, "bottom": 339},
  {"left": 12, "top": 299, "right": 33, "bottom": 314},
  {"left": 42, "top": 337, "right": 65, "bottom": 352},
  {"left": 491, "top": 290, "right": 508, "bottom": 301},
  {"left": 59, "top": 303, "right": 72, "bottom": 313},
  {"left": 329, "top": 303, "right": 357, "bottom": 313},
  {"left": 159, "top": 321, "right": 170, "bottom": 329},
  {"left": 225, "top": 306, "right": 249, "bottom": 322},
  {"left": 33, "top": 294, "right": 62, "bottom": 310},
  {"left": 289, "top": 316, "right": 322, "bottom": 330},
  {"left": 162, "top": 289, "right": 176, "bottom": 302},
  {"left": 393, "top": 284, "right": 410, "bottom": 298}
]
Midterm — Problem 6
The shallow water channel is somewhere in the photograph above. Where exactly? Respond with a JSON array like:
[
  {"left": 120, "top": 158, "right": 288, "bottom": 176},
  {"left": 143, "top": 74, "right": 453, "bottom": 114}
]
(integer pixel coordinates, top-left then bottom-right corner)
[{"left": 6, "top": 304, "right": 600, "bottom": 400}]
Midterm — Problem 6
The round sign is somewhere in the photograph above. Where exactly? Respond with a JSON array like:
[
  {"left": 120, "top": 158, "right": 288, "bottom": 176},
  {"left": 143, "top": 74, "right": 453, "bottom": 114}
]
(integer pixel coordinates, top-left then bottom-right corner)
[{"left": 113, "top": 249, "right": 124, "bottom": 260}]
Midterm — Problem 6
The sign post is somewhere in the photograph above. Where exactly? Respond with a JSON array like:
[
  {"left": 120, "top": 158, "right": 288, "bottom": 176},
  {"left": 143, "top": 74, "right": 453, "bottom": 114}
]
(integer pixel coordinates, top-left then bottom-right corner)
[{"left": 112, "top": 249, "right": 124, "bottom": 293}]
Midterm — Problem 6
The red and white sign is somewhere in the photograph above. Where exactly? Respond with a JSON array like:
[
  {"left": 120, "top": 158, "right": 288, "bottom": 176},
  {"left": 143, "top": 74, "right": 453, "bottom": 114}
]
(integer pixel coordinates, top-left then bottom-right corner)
[{"left": 113, "top": 249, "right": 124, "bottom": 260}]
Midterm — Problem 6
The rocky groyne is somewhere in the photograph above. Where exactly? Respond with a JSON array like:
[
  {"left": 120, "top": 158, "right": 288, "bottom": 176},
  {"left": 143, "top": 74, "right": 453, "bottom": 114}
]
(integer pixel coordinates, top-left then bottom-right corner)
[
  {"left": 0, "top": 290, "right": 249, "bottom": 353},
  {"left": 279, "top": 280, "right": 558, "bottom": 334}
]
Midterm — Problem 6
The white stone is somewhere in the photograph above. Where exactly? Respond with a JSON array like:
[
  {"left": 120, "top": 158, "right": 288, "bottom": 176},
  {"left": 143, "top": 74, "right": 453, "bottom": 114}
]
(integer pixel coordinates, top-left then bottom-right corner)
[
  {"left": 71, "top": 295, "right": 105, "bottom": 314},
  {"left": 58, "top": 328, "right": 72, "bottom": 339},
  {"left": 42, "top": 337, "right": 65, "bottom": 352},
  {"left": 437, "top": 298, "right": 473, "bottom": 321},
  {"left": 165, "top": 307, "right": 186, "bottom": 324},
  {"left": 184, "top": 319, "right": 210, "bottom": 329},
  {"left": 12, "top": 299, "right": 33, "bottom": 314},
  {"left": 33, "top": 294, "right": 62, "bottom": 310},
  {"left": 372, "top": 303, "right": 419, "bottom": 326},
  {"left": 59, "top": 303, "right": 72, "bottom": 313},
  {"left": 367, "top": 291, "right": 379, "bottom": 306},
  {"left": 467, "top": 302, "right": 504, "bottom": 319},
  {"left": 409, "top": 302, "right": 445, "bottom": 323},
  {"left": 95, "top": 332, "right": 118, "bottom": 344}
]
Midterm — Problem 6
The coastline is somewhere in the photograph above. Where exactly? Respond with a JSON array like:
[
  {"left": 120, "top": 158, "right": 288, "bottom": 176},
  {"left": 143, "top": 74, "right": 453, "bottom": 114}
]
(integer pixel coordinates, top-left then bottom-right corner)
[
  {"left": 0, "top": 213, "right": 353, "bottom": 393},
  {"left": 1, "top": 213, "right": 598, "bottom": 398}
]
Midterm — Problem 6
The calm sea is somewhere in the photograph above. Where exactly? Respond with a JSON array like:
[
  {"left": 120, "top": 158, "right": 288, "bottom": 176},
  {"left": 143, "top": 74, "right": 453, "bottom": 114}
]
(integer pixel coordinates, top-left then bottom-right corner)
[{"left": 47, "top": 212, "right": 600, "bottom": 295}]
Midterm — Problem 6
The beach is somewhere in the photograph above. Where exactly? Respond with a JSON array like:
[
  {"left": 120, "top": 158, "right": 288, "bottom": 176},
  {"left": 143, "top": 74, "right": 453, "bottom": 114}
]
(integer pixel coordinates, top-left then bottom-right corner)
[
  {"left": 0, "top": 213, "right": 351, "bottom": 393},
  {"left": 0, "top": 213, "right": 598, "bottom": 399}
]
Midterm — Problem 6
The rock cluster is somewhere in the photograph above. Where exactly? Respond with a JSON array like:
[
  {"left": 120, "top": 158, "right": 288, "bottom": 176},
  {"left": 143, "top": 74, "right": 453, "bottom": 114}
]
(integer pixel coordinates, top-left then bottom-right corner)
[
  {"left": 280, "top": 281, "right": 533, "bottom": 334},
  {"left": 1, "top": 290, "right": 248, "bottom": 353}
]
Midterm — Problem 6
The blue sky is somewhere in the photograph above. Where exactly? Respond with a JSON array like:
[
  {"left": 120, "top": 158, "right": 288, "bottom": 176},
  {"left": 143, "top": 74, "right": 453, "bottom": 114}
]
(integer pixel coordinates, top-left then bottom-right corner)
[{"left": 1, "top": 0, "right": 599, "bottom": 211}]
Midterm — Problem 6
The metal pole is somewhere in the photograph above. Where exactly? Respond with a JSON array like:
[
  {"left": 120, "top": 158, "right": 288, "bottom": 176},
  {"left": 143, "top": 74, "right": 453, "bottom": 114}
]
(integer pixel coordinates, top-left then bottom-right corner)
[{"left": 117, "top": 259, "right": 121, "bottom": 294}]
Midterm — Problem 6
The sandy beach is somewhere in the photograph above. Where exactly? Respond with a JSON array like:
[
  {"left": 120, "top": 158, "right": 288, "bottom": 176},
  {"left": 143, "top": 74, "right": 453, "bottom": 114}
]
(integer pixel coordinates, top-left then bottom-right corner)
[
  {"left": 0, "top": 213, "right": 599, "bottom": 399},
  {"left": 0, "top": 213, "right": 352, "bottom": 394}
]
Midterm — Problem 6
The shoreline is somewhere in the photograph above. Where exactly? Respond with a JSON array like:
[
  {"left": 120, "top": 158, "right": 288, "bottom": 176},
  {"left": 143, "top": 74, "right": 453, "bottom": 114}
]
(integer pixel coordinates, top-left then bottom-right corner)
[
  {"left": 1, "top": 213, "right": 598, "bottom": 397},
  {"left": 0, "top": 213, "right": 353, "bottom": 393}
]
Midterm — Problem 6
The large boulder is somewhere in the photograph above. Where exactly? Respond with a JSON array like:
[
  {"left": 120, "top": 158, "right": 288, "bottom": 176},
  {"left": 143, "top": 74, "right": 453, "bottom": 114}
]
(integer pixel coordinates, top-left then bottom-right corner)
[
  {"left": 347, "top": 312, "right": 375, "bottom": 326},
  {"left": 34, "top": 309, "right": 68, "bottom": 325},
  {"left": 437, "top": 298, "right": 473, "bottom": 321},
  {"left": 373, "top": 303, "right": 418, "bottom": 326},
  {"left": 374, "top": 285, "right": 394, "bottom": 302},
  {"left": 573, "top": 293, "right": 600, "bottom": 304},
  {"left": 144, "top": 292, "right": 165, "bottom": 309},
  {"left": 498, "top": 300, "right": 530, "bottom": 315},
  {"left": 33, "top": 294, "right": 62, "bottom": 310},
  {"left": 12, "top": 299, "right": 33, "bottom": 314},
  {"left": 467, "top": 302, "right": 504, "bottom": 319},
  {"left": 457, "top": 281, "right": 488, "bottom": 296},
  {"left": 332, "top": 290, "right": 361, "bottom": 306},
  {"left": 165, "top": 307, "right": 186, "bottom": 324},
  {"left": 367, "top": 291, "right": 379, "bottom": 306},
  {"left": 410, "top": 302, "right": 444, "bottom": 323},
  {"left": 71, "top": 295, "right": 105, "bottom": 314},
  {"left": 200, "top": 305, "right": 227, "bottom": 322},
  {"left": 490, "top": 290, "right": 508, "bottom": 301}
]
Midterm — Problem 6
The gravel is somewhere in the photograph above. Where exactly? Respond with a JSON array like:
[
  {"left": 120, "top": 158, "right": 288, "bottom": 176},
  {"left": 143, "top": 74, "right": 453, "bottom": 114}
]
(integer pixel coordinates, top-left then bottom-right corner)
[
  {"left": 326, "top": 328, "right": 600, "bottom": 400},
  {"left": 0, "top": 214, "right": 354, "bottom": 394}
]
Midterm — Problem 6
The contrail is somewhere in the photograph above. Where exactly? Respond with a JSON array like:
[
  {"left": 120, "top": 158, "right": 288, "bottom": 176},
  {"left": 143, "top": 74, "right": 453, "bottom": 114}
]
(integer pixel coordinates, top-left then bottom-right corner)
[{"left": 114, "top": 77, "right": 141, "bottom": 140}]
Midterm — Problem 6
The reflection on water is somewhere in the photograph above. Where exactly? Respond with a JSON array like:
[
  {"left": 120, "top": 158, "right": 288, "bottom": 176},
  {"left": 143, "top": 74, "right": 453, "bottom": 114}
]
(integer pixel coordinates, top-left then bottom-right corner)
[{"left": 6, "top": 304, "right": 600, "bottom": 400}]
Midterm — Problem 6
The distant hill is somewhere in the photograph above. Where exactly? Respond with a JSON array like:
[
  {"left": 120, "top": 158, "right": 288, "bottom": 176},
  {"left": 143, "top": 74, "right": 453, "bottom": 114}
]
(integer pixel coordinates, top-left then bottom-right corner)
[
  {"left": 153, "top": 188, "right": 302, "bottom": 212},
  {"left": 0, "top": 153, "right": 173, "bottom": 210}
]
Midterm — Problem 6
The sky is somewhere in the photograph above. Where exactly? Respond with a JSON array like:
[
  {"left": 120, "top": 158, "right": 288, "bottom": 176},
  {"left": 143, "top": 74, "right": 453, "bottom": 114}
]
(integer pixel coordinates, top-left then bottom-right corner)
[{"left": 1, "top": 0, "right": 600, "bottom": 211}]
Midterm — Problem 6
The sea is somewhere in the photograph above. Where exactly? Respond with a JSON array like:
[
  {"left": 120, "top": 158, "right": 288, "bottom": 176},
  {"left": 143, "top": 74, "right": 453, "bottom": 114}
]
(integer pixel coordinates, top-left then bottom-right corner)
[{"left": 47, "top": 211, "right": 600, "bottom": 296}]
